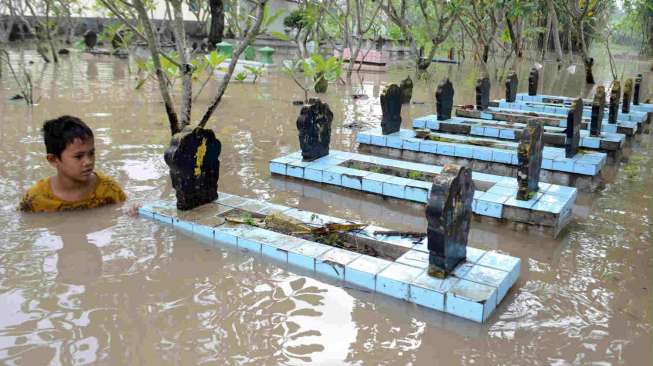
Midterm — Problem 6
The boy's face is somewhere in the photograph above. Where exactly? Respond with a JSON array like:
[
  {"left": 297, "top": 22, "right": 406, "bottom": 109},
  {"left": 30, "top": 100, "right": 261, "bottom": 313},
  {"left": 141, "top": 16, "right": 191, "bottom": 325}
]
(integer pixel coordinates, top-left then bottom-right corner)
[{"left": 47, "top": 137, "right": 96, "bottom": 184}]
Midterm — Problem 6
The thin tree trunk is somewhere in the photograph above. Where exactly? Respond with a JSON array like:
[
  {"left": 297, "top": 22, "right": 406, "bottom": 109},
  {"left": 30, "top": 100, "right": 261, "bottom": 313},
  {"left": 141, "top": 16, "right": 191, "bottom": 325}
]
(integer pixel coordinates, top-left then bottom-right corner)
[
  {"left": 170, "top": 0, "right": 192, "bottom": 128},
  {"left": 541, "top": 12, "right": 551, "bottom": 61},
  {"left": 547, "top": 0, "right": 563, "bottom": 61}
]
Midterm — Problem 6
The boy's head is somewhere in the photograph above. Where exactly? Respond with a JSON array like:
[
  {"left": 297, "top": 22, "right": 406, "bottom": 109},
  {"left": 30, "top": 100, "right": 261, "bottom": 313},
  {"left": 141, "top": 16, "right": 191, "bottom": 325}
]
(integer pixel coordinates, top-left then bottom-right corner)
[{"left": 43, "top": 116, "right": 96, "bottom": 183}]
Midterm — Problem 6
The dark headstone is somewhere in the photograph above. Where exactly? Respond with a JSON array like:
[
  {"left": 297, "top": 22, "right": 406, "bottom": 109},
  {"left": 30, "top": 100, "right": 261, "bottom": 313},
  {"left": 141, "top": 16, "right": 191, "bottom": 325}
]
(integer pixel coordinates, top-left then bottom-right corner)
[
  {"left": 164, "top": 127, "right": 221, "bottom": 210},
  {"left": 111, "top": 30, "right": 126, "bottom": 49},
  {"left": 622, "top": 78, "right": 633, "bottom": 114},
  {"left": 425, "top": 164, "right": 474, "bottom": 278},
  {"left": 380, "top": 84, "right": 402, "bottom": 134},
  {"left": 565, "top": 98, "right": 582, "bottom": 158},
  {"left": 505, "top": 71, "right": 518, "bottom": 103},
  {"left": 83, "top": 30, "right": 97, "bottom": 50},
  {"left": 584, "top": 57, "right": 595, "bottom": 84},
  {"left": 296, "top": 99, "right": 333, "bottom": 161},
  {"left": 590, "top": 86, "right": 606, "bottom": 137},
  {"left": 475, "top": 76, "right": 490, "bottom": 111},
  {"left": 528, "top": 68, "right": 539, "bottom": 96},
  {"left": 517, "top": 120, "right": 544, "bottom": 201},
  {"left": 608, "top": 80, "right": 621, "bottom": 124},
  {"left": 634, "top": 74, "right": 642, "bottom": 105},
  {"left": 435, "top": 78, "right": 454, "bottom": 121},
  {"left": 399, "top": 76, "right": 413, "bottom": 104},
  {"left": 57, "top": 48, "right": 70, "bottom": 55}
]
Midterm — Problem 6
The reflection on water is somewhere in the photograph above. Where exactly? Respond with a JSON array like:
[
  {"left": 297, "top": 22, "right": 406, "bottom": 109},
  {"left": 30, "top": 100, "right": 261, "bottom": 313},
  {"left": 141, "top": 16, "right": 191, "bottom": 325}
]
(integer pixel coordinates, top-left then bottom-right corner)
[{"left": 0, "top": 49, "right": 651, "bottom": 364}]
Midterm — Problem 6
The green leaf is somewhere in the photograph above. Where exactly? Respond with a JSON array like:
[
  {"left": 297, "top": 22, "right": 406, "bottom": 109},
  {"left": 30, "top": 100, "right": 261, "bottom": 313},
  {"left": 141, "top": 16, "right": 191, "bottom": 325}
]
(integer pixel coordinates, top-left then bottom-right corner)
[{"left": 270, "top": 31, "right": 289, "bottom": 41}]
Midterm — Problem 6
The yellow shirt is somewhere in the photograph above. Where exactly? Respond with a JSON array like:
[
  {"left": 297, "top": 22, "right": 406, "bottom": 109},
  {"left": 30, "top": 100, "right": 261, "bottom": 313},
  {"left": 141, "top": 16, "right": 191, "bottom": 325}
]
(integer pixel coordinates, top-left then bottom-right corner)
[{"left": 19, "top": 172, "right": 127, "bottom": 212}]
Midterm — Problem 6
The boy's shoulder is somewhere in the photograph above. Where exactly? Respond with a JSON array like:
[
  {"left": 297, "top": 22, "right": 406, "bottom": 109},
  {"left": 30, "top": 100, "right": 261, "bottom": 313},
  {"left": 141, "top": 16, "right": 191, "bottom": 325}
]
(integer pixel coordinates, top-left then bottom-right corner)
[
  {"left": 19, "top": 177, "right": 55, "bottom": 212},
  {"left": 94, "top": 172, "right": 127, "bottom": 203}
]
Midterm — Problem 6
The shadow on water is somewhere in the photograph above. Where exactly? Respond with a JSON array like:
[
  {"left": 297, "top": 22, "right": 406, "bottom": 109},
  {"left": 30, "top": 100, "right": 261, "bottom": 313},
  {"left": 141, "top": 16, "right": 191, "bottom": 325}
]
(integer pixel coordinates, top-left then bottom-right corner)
[{"left": 0, "top": 48, "right": 651, "bottom": 364}]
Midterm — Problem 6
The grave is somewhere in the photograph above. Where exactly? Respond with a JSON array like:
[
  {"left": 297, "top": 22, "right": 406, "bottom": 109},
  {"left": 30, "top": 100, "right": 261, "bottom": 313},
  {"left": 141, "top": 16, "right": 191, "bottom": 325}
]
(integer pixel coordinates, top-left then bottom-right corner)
[
  {"left": 517, "top": 121, "right": 544, "bottom": 201},
  {"left": 622, "top": 78, "right": 633, "bottom": 114},
  {"left": 505, "top": 71, "right": 518, "bottom": 103},
  {"left": 590, "top": 86, "right": 606, "bottom": 137},
  {"left": 400, "top": 76, "right": 413, "bottom": 104},
  {"left": 436, "top": 78, "right": 455, "bottom": 121},
  {"left": 297, "top": 99, "right": 333, "bottom": 161},
  {"left": 608, "top": 80, "right": 621, "bottom": 124},
  {"left": 270, "top": 150, "right": 577, "bottom": 237},
  {"left": 413, "top": 114, "right": 624, "bottom": 156},
  {"left": 565, "top": 99, "right": 582, "bottom": 158},
  {"left": 634, "top": 74, "right": 642, "bottom": 105},
  {"left": 475, "top": 76, "right": 490, "bottom": 111},
  {"left": 334, "top": 48, "right": 388, "bottom": 72},
  {"left": 355, "top": 127, "right": 607, "bottom": 191},
  {"left": 528, "top": 68, "right": 539, "bottom": 96},
  {"left": 139, "top": 192, "right": 521, "bottom": 323},
  {"left": 380, "top": 84, "right": 402, "bottom": 135}
]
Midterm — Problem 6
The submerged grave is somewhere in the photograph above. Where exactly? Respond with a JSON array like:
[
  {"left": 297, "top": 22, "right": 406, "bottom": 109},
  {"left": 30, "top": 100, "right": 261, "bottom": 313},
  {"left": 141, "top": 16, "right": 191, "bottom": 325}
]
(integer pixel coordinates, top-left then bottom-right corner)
[
  {"left": 270, "top": 150, "right": 576, "bottom": 237},
  {"left": 139, "top": 190, "right": 520, "bottom": 323}
]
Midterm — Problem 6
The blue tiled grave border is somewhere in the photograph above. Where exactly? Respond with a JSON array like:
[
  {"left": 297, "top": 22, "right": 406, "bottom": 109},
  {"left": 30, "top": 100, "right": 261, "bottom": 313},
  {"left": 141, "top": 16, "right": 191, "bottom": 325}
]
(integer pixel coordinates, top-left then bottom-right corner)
[
  {"left": 356, "top": 128, "right": 606, "bottom": 176},
  {"left": 412, "top": 115, "right": 625, "bottom": 152},
  {"left": 139, "top": 193, "right": 521, "bottom": 323},
  {"left": 269, "top": 150, "right": 576, "bottom": 233},
  {"left": 516, "top": 93, "right": 653, "bottom": 118}
]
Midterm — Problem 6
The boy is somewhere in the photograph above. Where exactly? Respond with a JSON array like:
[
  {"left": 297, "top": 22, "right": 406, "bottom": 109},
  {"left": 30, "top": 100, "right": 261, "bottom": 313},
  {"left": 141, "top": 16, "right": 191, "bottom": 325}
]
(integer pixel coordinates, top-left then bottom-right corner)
[{"left": 19, "top": 115, "right": 127, "bottom": 212}]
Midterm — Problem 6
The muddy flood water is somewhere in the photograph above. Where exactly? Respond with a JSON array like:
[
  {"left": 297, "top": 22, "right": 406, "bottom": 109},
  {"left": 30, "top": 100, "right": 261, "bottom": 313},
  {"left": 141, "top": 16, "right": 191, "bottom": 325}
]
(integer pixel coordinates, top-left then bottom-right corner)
[{"left": 0, "top": 48, "right": 651, "bottom": 365}]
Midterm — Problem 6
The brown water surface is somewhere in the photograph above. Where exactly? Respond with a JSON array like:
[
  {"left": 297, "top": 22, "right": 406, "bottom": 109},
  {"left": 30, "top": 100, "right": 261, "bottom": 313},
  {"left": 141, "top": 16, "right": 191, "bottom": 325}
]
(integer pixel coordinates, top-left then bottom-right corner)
[{"left": 0, "top": 49, "right": 651, "bottom": 365}]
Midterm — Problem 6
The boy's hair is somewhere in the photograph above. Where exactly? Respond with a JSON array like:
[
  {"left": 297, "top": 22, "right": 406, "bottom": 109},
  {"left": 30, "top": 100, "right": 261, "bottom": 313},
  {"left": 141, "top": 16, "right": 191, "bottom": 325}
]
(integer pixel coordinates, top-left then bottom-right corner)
[{"left": 42, "top": 115, "right": 94, "bottom": 157}]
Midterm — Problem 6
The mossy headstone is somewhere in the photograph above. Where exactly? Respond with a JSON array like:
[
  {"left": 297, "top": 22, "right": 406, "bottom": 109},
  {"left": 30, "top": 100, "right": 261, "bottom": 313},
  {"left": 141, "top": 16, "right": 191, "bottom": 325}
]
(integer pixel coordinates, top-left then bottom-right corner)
[
  {"left": 399, "top": 76, "right": 413, "bottom": 104},
  {"left": 164, "top": 127, "right": 222, "bottom": 210},
  {"left": 608, "top": 80, "right": 621, "bottom": 124},
  {"left": 565, "top": 99, "right": 582, "bottom": 158},
  {"left": 634, "top": 74, "right": 642, "bottom": 105},
  {"left": 426, "top": 164, "right": 474, "bottom": 278},
  {"left": 590, "top": 86, "right": 605, "bottom": 137},
  {"left": 380, "top": 84, "right": 402, "bottom": 135},
  {"left": 436, "top": 78, "right": 454, "bottom": 121},
  {"left": 475, "top": 76, "right": 490, "bottom": 111},
  {"left": 297, "top": 99, "right": 333, "bottom": 161},
  {"left": 528, "top": 68, "right": 539, "bottom": 96},
  {"left": 622, "top": 78, "right": 633, "bottom": 114},
  {"left": 517, "top": 120, "right": 543, "bottom": 201},
  {"left": 83, "top": 30, "right": 97, "bottom": 50},
  {"left": 505, "top": 71, "right": 518, "bottom": 103}
]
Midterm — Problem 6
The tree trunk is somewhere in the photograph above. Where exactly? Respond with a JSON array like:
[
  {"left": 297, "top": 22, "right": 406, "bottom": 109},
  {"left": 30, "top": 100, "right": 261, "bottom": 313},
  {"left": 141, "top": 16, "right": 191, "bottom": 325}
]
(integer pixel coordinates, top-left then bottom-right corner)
[
  {"left": 541, "top": 13, "right": 552, "bottom": 61},
  {"left": 547, "top": 0, "right": 563, "bottom": 61},
  {"left": 208, "top": 0, "right": 224, "bottom": 50}
]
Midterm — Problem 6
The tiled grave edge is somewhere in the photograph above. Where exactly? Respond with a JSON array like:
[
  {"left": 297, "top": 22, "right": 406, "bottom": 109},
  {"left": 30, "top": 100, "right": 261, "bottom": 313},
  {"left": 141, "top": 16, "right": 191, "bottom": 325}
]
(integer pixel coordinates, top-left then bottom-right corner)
[
  {"left": 139, "top": 193, "right": 520, "bottom": 323},
  {"left": 270, "top": 150, "right": 576, "bottom": 236}
]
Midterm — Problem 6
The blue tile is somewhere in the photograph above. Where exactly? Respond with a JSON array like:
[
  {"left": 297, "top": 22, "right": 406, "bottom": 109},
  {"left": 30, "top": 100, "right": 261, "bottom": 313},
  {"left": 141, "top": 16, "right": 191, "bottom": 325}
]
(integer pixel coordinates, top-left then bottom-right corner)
[
  {"left": 573, "top": 161, "right": 598, "bottom": 176},
  {"left": 499, "top": 128, "right": 516, "bottom": 140},
  {"left": 417, "top": 140, "right": 437, "bottom": 154},
  {"left": 287, "top": 165, "right": 304, "bottom": 178},
  {"left": 172, "top": 218, "right": 193, "bottom": 233},
  {"left": 485, "top": 127, "right": 500, "bottom": 138},
  {"left": 472, "top": 147, "right": 493, "bottom": 161},
  {"left": 410, "top": 271, "right": 458, "bottom": 311},
  {"left": 542, "top": 158, "right": 553, "bottom": 170},
  {"left": 503, "top": 193, "right": 542, "bottom": 209},
  {"left": 478, "top": 251, "right": 521, "bottom": 275},
  {"left": 474, "top": 196, "right": 504, "bottom": 218},
  {"left": 345, "top": 255, "right": 392, "bottom": 291},
  {"left": 437, "top": 143, "right": 455, "bottom": 156},
  {"left": 342, "top": 173, "right": 366, "bottom": 190},
  {"left": 322, "top": 167, "right": 343, "bottom": 185},
  {"left": 470, "top": 125, "right": 485, "bottom": 136},
  {"left": 237, "top": 235, "right": 263, "bottom": 253},
  {"left": 405, "top": 184, "right": 429, "bottom": 203},
  {"left": 466, "top": 247, "right": 487, "bottom": 263},
  {"left": 412, "top": 118, "right": 427, "bottom": 129},
  {"left": 382, "top": 179, "right": 406, "bottom": 199},
  {"left": 454, "top": 144, "right": 473, "bottom": 158},
  {"left": 485, "top": 185, "right": 517, "bottom": 199},
  {"left": 581, "top": 137, "right": 600, "bottom": 149},
  {"left": 552, "top": 159, "right": 574, "bottom": 172},
  {"left": 396, "top": 250, "right": 429, "bottom": 269},
  {"left": 316, "top": 248, "right": 361, "bottom": 280},
  {"left": 446, "top": 279, "right": 498, "bottom": 323},
  {"left": 403, "top": 138, "right": 421, "bottom": 151},
  {"left": 386, "top": 135, "right": 403, "bottom": 149},
  {"left": 425, "top": 119, "right": 440, "bottom": 130},
  {"left": 356, "top": 133, "right": 371, "bottom": 144},
  {"left": 303, "top": 167, "right": 323, "bottom": 182},
  {"left": 214, "top": 226, "right": 246, "bottom": 246},
  {"left": 287, "top": 242, "right": 333, "bottom": 271},
  {"left": 463, "top": 264, "right": 512, "bottom": 302},
  {"left": 362, "top": 173, "right": 386, "bottom": 194},
  {"left": 370, "top": 134, "right": 387, "bottom": 146},
  {"left": 269, "top": 162, "right": 286, "bottom": 175},
  {"left": 492, "top": 149, "right": 514, "bottom": 164},
  {"left": 545, "top": 185, "right": 577, "bottom": 199},
  {"left": 193, "top": 224, "right": 215, "bottom": 241},
  {"left": 377, "top": 263, "right": 424, "bottom": 300}
]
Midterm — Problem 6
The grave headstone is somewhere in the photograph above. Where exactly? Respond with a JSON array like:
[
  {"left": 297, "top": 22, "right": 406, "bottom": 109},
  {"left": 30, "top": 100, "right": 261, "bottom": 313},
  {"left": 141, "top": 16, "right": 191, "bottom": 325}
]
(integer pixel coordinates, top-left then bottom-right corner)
[
  {"left": 528, "top": 68, "right": 539, "bottom": 96},
  {"left": 296, "top": 99, "right": 333, "bottom": 161},
  {"left": 164, "top": 127, "right": 221, "bottom": 210},
  {"left": 565, "top": 98, "right": 582, "bottom": 158},
  {"left": 83, "top": 30, "right": 97, "bottom": 50},
  {"left": 608, "top": 80, "right": 621, "bottom": 124},
  {"left": 380, "top": 84, "right": 403, "bottom": 134},
  {"left": 426, "top": 164, "right": 474, "bottom": 278},
  {"left": 475, "top": 76, "right": 490, "bottom": 111},
  {"left": 622, "top": 78, "right": 633, "bottom": 114},
  {"left": 517, "top": 120, "right": 544, "bottom": 201},
  {"left": 505, "top": 71, "right": 518, "bottom": 102},
  {"left": 436, "top": 78, "right": 454, "bottom": 121},
  {"left": 634, "top": 74, "right": 642, "bottom": 105},
  {"left": 590, "top": 86, "right": 605, "bottom": 137},
  {"left": 399, "top": 76, "right": 413, "bottom": 104}
]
